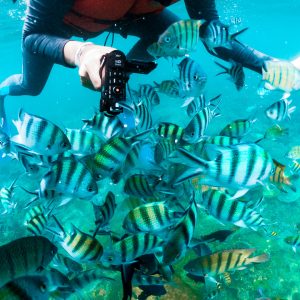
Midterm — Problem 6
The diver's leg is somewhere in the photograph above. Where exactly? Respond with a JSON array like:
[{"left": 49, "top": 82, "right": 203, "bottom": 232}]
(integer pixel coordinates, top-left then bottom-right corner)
[
  {"left": 0, "top": 47, "right": 54, "bottom": 132},
  {"left": 125, "top": 9, "right": 180, "bottom": 61}
]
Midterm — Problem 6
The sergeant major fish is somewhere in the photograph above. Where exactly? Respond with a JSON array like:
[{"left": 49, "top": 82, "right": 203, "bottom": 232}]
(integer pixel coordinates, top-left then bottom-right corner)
[
  {"left": 11, "top": 109, "right": 70, "bottom": 156},
  {"left": 265, "top": 98, "right": 296, "bottom": 121}
]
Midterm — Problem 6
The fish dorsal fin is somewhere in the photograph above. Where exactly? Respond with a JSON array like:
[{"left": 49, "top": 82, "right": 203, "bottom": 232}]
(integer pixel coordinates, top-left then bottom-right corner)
[
  {"left": 204, "top": 144, "right": 229, "bottom": 161},
  {"left": 272, "top": 159, "right": 286, "bottom": 170}
]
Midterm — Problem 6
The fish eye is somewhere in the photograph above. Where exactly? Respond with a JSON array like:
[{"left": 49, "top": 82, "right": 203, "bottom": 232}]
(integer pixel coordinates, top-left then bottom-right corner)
[
  {"left": 107, "top": 256, "right": 114, "bottom": 262},
  {"left": 164, "top": 36, "right": 171, "bottom": 43},
  {"left": 60, "top": 141, "right": 68, "bottom": 148},
  {"left": 40, "top": 283, "right": 47, "bottom": 293},
  {"left": 87, "top": 185, "right": 94, "bottom": 192}
]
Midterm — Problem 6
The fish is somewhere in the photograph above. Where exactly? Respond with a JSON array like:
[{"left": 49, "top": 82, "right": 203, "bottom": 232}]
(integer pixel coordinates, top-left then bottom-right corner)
[
  {"left": 154, "top": 80, "right": 180, "bottom": 98},
  {"left": 169, "top": 144, "right": 274, "bottom": 190},
  {"left": 156, "top": 122, "right": 185, "bottom": 145},
  {"left": 284, "top": 235, "right": 300, "bottom": 252},
  {"left": 69, "top": 269, "right": 114, "bottom": 291},
  {"left": 205, "top": 135, "right": 241, "bottom": 147},
  {"left": 18, "top": 153, "right": 41, "bottom": 175},
  {"left": 0, "top": 236, "right": 57, "bottom": 287},
  {"left": 154, "top": 138, "right": 177, "bottom": 164},
  {"left": 65, "top": 128, "right": 103, "bottom": 156},
  {"left": 178, "top": 57, "right": 207, "bottom": 97},
  {"left": 184, "top": 248, "right": 269, "bottom": 276},
  {"left": 24, "top": 205, "right": 53, "bottom": 236},
  {"left": 82, "top": 111, "right": 125, "bottom": 140},
  {"left": 186, "top": 94, "right": 221, "bottom": 117},
  {"left": 52, "top": 253, "right": 83, "bottom": 275},
  {"left": 201, "top": 189, "right": 265, "bottom": 230},
  {"left": 290, "top": 160, "right": 300, "bottom": 174},
  {"left": 153, "top": 19, "right": 203, "bottom": 57},
  {"left": 11, "top": 109, "right": 70, "bottom": 156},
  {"left": 51, "top": 219, "right": 103, "bottom": 263},
  {"left": 0, "top": 127, "right": 10, "bottom": 157},
  {"left": 286, "top": 146, "right": 300, "bottom": 160},
  {"left": 261, "top": 60, "right": 300, "bottom": 94},
  {"left": 265, "top": 98, "right": 296, "bottom": 121},
  {"left": 134, "top": 102, "right": 153, "bottom": 132},
  {"left": 40, "top": 157, "right": 98, "bottom": 199},
  {"left": 163, "top": 194, "right": 197, "bottom": 264},
  {"left": 138, "top": 84, "right": 160, "bottom": 108},
  {"left": 101, "top": 233, "right": 164, "bottom": 265},
  {"left": 0, "top": 175, "right": 20, "bottom": 214},
  {"left": 81, "top": 129, "right": 152, "bottom": 180},
  {"left": 123, "top": 174, "right": 161, "bottom": 199},
  {"left": 93, "top": 191, "right": 117, "bottom": 230},
  {"left": 219, "top": 118, "right": 256, "bottom": 137},
  {"left": 215, "top": 60, "right": 245, "bottom": 90},
  {"left": 222, "top": 272, "right": 232, "bottom": 286},
  {"left": 132, "top": 271, "right": 170, "bottom": 287},
  {"left": 0, "top": 275, "right": 50, "bottom": 300},
  {"left": 200, "top": 20, "right": 248, "bottom": 54},
  {"left": 261, "top": 124, "right": 289, "bottom": 141},
  {"left": 269, "top": 159, "right": 296, "bottom": 192},
  {"left": 122, "top": 202, "right": 181, "bottom": 233},
  {"left": 183, "top": 105, "right": 221, "bottom": 143}
]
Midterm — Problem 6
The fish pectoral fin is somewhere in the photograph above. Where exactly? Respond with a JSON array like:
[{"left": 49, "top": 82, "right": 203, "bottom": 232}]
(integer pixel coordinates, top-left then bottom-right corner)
[{"left": 264, "top": 82, "right": 276, "bottom": 90}]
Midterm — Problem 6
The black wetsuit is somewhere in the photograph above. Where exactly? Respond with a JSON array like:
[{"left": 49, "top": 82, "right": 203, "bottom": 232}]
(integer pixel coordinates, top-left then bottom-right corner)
[{"left": 0, "top": 0, "right": 273, "bottom": 97}]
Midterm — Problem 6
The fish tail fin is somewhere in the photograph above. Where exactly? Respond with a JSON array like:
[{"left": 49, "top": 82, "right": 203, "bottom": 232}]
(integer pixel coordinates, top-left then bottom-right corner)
[
  {"left": 209, "top": 94, "right": 222, "bottom": 108},
  {"left": 48, "top": 215, "right": 66, "bottom": 239},
  {"left": 231, "top": 27, "right": 248, "bottom": 40},
  {"left": 131, "top": 128, "right": 154, "bottom": 142},
  {"left": 215, "top": 61, "right": 229, "bottom": 74},
  {"left": 246, "top": 253, "right": 269, "bottom": 264},
  {"left": 288, "top": 106, "right": 296, "bottom": 119}
]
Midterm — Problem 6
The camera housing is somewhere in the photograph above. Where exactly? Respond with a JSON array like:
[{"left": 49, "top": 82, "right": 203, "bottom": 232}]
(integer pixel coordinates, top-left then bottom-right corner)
[{"left": 99, "top": 50, "right": 157, "bottom": 117}]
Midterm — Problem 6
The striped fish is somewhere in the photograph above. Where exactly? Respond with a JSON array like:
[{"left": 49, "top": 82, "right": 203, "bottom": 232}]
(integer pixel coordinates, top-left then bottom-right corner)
[
  {"left": 201, "top": 190, "right": 265, "bottom": 230},
  {"left": 44, "top": 268, "right": 70, "bottom": 292},
  {"left": 53, "top": 220, "right": 103, "bottom": 263},
  {"left": 290, "top": 160, "right": 300, "bottom": 174},
  {"left": 132, "top": 272, "right": 169, "bottom": 287},
  {"left": 69, "top": 269, "right": 113, "bottom": 291},
  {"left": 215, "top": 60, "right": 245, "bottom": 90},
  {"left": 183, "top": 106, "right": 221, "bottom": 143},
  {"left": 287, "top": 146, "right": 300, "bottom": 160},
  {"left": 52, "top": 253, "right": 83, "bottom": 274},
  {"left": 156, "top": 19, "right": 203, "bottom": 57},
  {"left": 205, "top": 135, "right": 241, "bottom": 147},
  {"left": 0, "top": 275, "right": 50, "bottom": 300},
  {"left": 262, "top": 60, "right": 300, "bottom": 93},
  {"left": 40, "top": 157, "right": 98, "bottom": 199},
  {"left": 11, "top": 109, "right": 70, "bottom": 156},
  {"left": 134, "top": 102, "right": 153, "bottom": 132},
  {"left": 154, "top": 80, "right": 180, "bottom": 98},
  {"left": 219, "top": 118, "right": 256, "bottom": 138},
  {"left": 82, "top": 112, "right": 125, "bottom": 140},
  {"left": 0, "top": 128, "right": 10, "bottom": 157},
  {"left": 122, "top": 202, "right": 180, "bottom": 233},
  {"left": 138, "top": 84, "right": 160, "bottom": 108},
  {"left": 93, "top": 191, "right": 116, "bottom": 229},
  {"left": 163, "top": 194, "right": 197, "bottom": 264},
  {"left": 123, "top": 174, "right": 160, "bottom": 199},
  {"left": 284, "top": 235, "right": 300, "bottom": 252},
  {"left": 154, "top": 138, "right": 177, "bottom": 164},
  {"left": 169, "top": 144, "right": 274, "bottom": 190},
  {"left": 0, "top": 236, "right": 57, "bottom": 287},
  {"left": 101, "top": 233, "right": 164, "bottom": 265},
  {"left": 156, "top": 123, "right": 185, "bottom": 145},
  {"left": 178, "top": 57, "right": 207, "bottom": 97},
  {"left": 147, "top": 42, "right": 167, "bottom": 58},
  {"left": 184, "top": 248, "right": 268, "bottom": 276},
  {"left": 24, "top": 205, "right": 52, "bottom": 236},
  {"left": 265, "top": 98, "right": 296, "bottom": 121},
  {"left": 0, "top": 176, "right": 19, "bottom": 214},
  {"left": 269, "top": 159, "right": 295, "bottom": 192},
  {"left": 201, "top": 20, "right": 248, "bottom": 54},
  {"left": 65, "top": 129, "right": 102, "bottom": 156},
  {"left": 186, "top": 94, "right": 221, "bottom": 117},
  {"left": 81, "top": 129, "right": 152, "bottom": 180}
]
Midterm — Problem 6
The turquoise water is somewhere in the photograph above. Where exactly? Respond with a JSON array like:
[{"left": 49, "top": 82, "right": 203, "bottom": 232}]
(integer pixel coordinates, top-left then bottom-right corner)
[{"left": 1, "top": 0, "right": 300, "bottom": 299}]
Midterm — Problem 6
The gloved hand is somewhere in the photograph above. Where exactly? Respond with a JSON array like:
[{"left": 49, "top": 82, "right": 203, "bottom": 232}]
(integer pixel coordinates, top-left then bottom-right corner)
[{"left": 64, "top": 41, "right": 116, "bottom": 90}]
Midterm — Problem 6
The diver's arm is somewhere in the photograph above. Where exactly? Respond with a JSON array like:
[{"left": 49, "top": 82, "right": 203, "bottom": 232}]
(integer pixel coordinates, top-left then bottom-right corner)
[{"left": 184, "top": 0, "right": 274, "bottom": 74}]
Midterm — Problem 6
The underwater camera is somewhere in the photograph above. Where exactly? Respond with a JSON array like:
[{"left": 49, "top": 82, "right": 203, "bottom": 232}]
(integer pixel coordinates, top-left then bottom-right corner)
[{"left": 99, "top": 50, "right": 157, "bottom": 117}]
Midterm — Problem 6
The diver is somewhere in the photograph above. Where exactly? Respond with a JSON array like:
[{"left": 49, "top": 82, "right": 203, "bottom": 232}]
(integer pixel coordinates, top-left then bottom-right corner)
[{"left": 0, "top": 0, "right": 290, "bottom": 131}]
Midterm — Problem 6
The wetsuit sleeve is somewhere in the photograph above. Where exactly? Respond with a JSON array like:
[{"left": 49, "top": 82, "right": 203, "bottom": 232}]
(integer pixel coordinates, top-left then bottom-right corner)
[
  {"left": 22, "top": 0, "right": 74, "bottom": 67},
  {"left": 184, "top": 0, "right": 219, "bottom": 22},
  {"left": 184, "top": 0, "right": 274, "bottom": 74}
]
